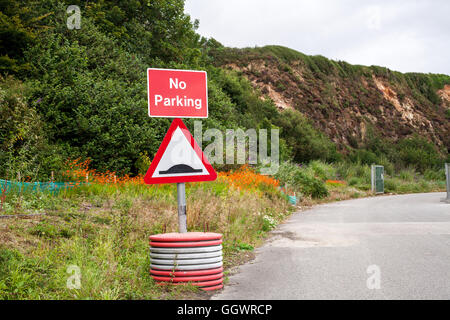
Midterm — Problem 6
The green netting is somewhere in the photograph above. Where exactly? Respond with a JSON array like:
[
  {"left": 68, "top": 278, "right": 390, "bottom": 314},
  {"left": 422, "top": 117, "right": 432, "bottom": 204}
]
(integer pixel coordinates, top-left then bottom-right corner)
[
  {"left": 278, "top": 186, "right": 298, "bottom": 205},
  {"left": 0, "top": 179, "right": 85, "bottom": 193},
  {"left": 287, "top": 195, "right": 297, "bottom": 205}
]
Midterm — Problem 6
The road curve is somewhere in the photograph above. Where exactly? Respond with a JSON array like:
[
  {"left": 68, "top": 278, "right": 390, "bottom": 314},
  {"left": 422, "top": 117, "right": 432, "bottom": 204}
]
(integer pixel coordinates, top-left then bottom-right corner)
[{"left": 213, "top": 192, "right": 450, "bottom": 300}]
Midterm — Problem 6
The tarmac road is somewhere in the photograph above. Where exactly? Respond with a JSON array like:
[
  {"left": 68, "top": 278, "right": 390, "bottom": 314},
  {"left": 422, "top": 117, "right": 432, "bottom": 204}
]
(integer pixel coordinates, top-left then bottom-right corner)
[{"left": 213, "top": 193, "right": 450, "bottom": 300}]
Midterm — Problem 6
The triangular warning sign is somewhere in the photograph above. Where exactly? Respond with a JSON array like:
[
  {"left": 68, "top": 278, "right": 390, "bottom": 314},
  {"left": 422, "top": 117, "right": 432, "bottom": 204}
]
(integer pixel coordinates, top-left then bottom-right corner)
[{"left": 144, "top": 118, "right": 217, "bottom": 184}]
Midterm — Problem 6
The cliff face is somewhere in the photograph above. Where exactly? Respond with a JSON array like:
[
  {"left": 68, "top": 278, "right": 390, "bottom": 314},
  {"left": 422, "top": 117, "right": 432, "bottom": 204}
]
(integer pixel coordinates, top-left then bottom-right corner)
[{"left": 211, "top": 46, "right": 450, "bottom": 152}]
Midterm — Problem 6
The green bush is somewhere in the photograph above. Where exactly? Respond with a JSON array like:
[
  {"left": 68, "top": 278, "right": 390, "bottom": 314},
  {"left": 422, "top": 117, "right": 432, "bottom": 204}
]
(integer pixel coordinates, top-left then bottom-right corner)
[
  {"left": 423, "top": 168, "right": 446, "bottom": 181},
  {"left": 335, "top": 162, "right": 370, "bottom": 181},
  {"left": 293, "top": 170, "right": 328, "bottom": 198},
  {"left": 350, "top": 150, "right": 378, "bottom": 166},
  {"left": 309, "top": 160, "right": 336, "bottom": 181},
  {"left": 397, "top": 168, "right": 416, "bottom": 182},
  {"left": 396, "top": 135, "right": 444, "bottom": 172},
  {"left": 275, "top": 162, "right": 328, "bottom": 199},
  {"left": 274, "top": 110, "right": 339, "bottom": 163},
  {"left": 348, "top": 177, "right": 359, "bottom": 186},
  {"left": 0, "top": 76, "right": 64, "bottom": 180},
  {"left": 384, "top": 178, "right": 399, "bottom": 192}
]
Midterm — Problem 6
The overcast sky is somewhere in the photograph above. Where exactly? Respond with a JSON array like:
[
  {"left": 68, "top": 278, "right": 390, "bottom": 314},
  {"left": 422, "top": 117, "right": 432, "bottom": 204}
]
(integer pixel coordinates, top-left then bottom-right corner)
[{"left": 185, "top": 0, "right": 450, "bottom": 75}]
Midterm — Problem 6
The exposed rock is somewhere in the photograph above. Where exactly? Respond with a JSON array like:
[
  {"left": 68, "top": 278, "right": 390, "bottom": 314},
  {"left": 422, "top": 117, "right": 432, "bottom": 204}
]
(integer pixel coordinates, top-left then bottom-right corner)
[{"left": 217, "top": 49, "right": 449, "bottom": 151}]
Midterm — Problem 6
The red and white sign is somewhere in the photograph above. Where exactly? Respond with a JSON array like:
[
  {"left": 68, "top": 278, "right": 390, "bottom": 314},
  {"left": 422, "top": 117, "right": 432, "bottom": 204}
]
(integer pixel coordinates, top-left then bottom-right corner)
[
  {"left": 147, "top": 68, "right": 208, "bottom": 118},
  {"left": 144, "top": 118, "right": 217, "bottom": 184}
]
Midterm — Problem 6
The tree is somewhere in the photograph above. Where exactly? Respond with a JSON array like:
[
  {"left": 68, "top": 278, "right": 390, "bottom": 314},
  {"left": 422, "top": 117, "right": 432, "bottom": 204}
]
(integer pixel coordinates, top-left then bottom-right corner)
[{"left": 0, "top": 0, "right": 51, "bottom": 74}]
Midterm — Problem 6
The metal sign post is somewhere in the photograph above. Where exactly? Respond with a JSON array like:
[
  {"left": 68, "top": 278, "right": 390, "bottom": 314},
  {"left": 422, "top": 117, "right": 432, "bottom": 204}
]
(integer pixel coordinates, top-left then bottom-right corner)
[
  {"left": 441, "top": 163, "right": 450, "bottom": 204},
  {"left": 177, "top": 182, "right": 187, "bottom": 233}
]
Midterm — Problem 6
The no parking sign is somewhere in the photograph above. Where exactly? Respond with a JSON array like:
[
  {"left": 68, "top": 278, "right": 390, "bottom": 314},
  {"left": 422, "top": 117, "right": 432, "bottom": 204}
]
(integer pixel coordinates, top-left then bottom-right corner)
[
  {"left": 147, "top": 68, "right": 208, "bottom": 118},
  {"left": 145, "top": 68, "right": 216, "bottom": 233}
]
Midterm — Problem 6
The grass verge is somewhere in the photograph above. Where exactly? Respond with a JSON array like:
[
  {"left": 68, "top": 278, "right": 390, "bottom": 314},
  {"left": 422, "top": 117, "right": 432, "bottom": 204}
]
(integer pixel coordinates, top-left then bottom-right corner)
[{"left": 0, "top": 162, "right": 446, "bottom": 299}]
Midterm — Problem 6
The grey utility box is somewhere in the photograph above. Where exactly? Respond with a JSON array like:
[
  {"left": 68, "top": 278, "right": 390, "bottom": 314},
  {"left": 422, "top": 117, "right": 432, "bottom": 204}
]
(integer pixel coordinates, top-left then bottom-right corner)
[{"left": 371, "top": 165, "right": 384, "bottom": 194}]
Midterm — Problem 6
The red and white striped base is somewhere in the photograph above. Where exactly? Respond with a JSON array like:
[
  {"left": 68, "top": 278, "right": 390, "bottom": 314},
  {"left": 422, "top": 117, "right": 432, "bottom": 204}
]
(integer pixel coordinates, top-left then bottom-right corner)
[{"left": 149, "top": 232, "right": 224, "bottom": 291}]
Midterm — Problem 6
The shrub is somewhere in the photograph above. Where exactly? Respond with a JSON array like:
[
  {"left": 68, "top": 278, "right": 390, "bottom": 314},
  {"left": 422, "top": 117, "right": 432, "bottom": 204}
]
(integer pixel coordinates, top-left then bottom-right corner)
[
  {"left": 292, "top": 170, "right": 328, "bottom": 198},
  {"left": 349, "top": 150, "right": 378, "bottom": 166},
  {"left": 0, "top": 76, "right": 64, "bottom": 180},
  {"left": 309, "top": 160, "right": 336, "bottom": 181},
  {"left": 384, "top": 178, "right": 399, "bottom": 192},
  {"left": 275, "top": 162, "right": 328, "bottom": 199},
  {"left": 274, "top": 110, "right": 338, "bottom": 163},
  {"left": 348, "top": 177, "right": 359, "bottom": 186},
  {"left": 423, "top": 168, "right": 445, "bottom": 181},
  {"left": 397, "top": 168, "right": 416, "bottom": 182},
  {"left": 378, "top": 155, "right": 395, "bottom": 176},
  {"left": 396, "top": 135, "right": 444, "bottom": 172}
]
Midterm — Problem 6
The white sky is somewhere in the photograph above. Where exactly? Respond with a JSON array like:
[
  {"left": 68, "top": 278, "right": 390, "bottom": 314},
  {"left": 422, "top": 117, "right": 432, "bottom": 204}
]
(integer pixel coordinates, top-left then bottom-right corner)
[{"left": 185, "top": 0, "right": 450, "bottom": 75}]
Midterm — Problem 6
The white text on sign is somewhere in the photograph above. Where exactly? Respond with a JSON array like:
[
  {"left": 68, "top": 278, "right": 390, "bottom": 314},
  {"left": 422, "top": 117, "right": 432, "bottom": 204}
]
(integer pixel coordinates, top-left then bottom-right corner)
[
  {"left": 147, "top": 68, "right": 208, "bottom": 118},
  {"left": 154, "top": 78, "right": 202, "bottom": 110}
]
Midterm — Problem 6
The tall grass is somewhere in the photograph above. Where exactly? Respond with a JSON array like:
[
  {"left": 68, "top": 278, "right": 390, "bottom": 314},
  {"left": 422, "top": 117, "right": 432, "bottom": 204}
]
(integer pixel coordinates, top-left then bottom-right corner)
[
  {"left": 275, "top": 160, "right": 446, "bottom": 198},
  {"left": 0, "top": 160, "right": 446, "bottom": 299},
  {"left": 0, "top": 166, "right": 291, "bottom": 299}
]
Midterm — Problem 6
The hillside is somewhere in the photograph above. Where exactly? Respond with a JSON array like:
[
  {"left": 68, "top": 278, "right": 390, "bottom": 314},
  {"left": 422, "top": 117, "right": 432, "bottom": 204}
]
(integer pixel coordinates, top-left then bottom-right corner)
[
  {"left": 1, "top": 0, "right": 449, "bottom": 181},
  {"left": 210, "top": 45, "right": 450, "bottom": 153}
]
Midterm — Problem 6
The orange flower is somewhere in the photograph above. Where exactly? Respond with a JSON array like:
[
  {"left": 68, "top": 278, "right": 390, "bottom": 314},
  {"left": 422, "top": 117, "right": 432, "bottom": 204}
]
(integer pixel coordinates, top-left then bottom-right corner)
[
  {"left": 218, "top": 165, "right": 279, "bottom": 191},
  {"left": 61, "top": 160, "right": 279, "bottom": 192},
  {"left": 325, "top": 180, "right": 346, "bottom": 186},
  {"left": 61, "top": 158, "right": 147, "bottom": 186}
]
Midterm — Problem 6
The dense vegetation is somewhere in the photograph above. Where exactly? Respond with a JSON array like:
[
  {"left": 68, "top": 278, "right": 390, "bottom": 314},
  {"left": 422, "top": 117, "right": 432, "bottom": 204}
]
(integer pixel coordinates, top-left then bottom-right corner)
[
  {"left": 0, "top": 167, "right": 290, "bottom": 299},
  {"left": 0, "top": 0, "right": 292, "bottom": 179},
  {"left": 2, "top": 1, "right": 447, "bottom": 181}
]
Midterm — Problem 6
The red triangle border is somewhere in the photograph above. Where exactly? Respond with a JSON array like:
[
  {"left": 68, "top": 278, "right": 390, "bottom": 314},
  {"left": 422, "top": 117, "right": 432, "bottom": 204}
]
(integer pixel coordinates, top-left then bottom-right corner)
[{"left": 144, "top": 118, "right": 217, "bottom": 184}]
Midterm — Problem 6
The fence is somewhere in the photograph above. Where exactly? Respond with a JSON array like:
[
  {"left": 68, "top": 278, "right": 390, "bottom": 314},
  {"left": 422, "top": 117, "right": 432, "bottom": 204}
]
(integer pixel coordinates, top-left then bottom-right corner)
[{"left": 0, "top": 179, "right": 84, "bottom": 193}]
